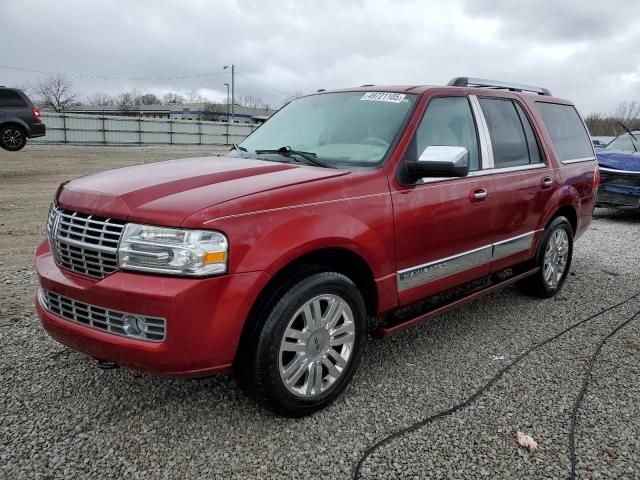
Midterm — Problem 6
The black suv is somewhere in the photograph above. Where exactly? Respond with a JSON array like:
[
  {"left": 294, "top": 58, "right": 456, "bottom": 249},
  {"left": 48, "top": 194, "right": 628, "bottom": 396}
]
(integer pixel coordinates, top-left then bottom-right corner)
[{"left": 0, "top": 87, "right": 46, "bottom": 151}]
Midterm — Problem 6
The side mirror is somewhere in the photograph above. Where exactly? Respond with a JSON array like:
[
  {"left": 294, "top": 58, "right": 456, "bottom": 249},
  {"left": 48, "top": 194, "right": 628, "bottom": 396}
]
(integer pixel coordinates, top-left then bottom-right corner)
[{"left": 405, "top": 146, "right": 470, "bottom": 181}]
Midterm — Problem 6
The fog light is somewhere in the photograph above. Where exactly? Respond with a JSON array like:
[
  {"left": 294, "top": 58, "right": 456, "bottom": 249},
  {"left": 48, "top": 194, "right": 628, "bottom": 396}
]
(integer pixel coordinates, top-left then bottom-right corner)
[{"left": 122, "top": 314, "right": 146, "bottom": 337}]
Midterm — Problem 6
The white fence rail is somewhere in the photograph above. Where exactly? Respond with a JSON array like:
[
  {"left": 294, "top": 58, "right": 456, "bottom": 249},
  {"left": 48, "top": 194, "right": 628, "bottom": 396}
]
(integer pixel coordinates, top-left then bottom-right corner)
[{"left": 32, "top": 112, "right": 258, "bottom": 146}]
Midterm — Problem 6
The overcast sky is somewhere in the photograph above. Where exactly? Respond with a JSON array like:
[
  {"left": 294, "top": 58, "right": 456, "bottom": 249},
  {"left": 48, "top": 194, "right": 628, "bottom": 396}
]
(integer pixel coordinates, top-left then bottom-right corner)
[{"left": 1, "top": 0, "right": 638, "bottom": 114}]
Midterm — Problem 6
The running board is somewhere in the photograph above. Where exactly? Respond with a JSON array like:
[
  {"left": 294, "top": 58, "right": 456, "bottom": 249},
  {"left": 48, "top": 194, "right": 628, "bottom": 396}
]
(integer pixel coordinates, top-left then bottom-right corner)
[{"left": 374, "top": 267, "right": 540, "bottom": 339}]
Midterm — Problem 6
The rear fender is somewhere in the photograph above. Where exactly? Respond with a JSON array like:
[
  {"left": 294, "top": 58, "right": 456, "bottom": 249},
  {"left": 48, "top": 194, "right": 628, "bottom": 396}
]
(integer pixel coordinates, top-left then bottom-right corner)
[{"left": 0, "top": 117, "right": 31, "bottom": 136}]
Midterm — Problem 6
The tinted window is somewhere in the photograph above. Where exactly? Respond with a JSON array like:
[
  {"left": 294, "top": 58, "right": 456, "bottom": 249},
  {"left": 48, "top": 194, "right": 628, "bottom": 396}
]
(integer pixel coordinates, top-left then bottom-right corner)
[
  {"left": 479, "top": 98, "right": 529, "bottom": 168},
  {"left": 407, "top": 96, "right": 480, "bottom": 171},
  {"left": 514, "top": 103, "right": 542, "bottom": 164},
  {"left": 0, "top": 90, "right": 27, "bottom": 107},
  {"left": 536, "top": 102, "right": 594, "bottom": 161}
]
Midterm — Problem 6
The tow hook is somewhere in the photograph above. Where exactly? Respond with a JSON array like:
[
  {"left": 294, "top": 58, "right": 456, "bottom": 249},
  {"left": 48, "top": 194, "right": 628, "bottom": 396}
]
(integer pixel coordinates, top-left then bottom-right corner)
[{"left": 96, "top": 359, "right": 120, "bottom": 370}]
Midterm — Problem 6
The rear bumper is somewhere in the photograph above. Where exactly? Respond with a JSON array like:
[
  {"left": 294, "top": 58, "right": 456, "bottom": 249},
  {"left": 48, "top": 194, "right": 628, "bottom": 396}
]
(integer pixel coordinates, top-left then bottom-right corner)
[
  {"left": 35, "top": 241, "right": 270, "bottom": 376},
  {"left": 29, "top": 122, "right": 46, "bottom": 138}
]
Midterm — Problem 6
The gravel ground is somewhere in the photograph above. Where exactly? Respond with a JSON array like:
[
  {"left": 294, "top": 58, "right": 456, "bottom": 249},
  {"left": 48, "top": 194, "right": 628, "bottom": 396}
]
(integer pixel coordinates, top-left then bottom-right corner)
[{"left": 1, "top": 145, "right": 639, "bottom": 479}]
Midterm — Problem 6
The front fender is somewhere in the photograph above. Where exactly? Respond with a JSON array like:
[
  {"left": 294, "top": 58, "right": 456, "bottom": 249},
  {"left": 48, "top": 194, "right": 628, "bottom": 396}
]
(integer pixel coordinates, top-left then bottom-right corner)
[
  {"left": 243, "top": 213, "right": 391, "bottom": 278},
  {"left": 203, "top": 192, "right": 395, "bottom": 279}
]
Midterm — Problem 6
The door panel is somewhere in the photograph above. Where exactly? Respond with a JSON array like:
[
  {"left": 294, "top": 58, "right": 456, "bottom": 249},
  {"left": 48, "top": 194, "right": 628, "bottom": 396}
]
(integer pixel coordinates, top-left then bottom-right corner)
[{"left": 393, "top": 175, "right": 496, "bottom": 305}]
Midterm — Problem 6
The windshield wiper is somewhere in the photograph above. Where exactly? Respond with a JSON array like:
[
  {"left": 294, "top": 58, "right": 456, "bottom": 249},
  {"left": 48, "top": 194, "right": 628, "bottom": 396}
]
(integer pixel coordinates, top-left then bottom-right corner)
[
  {"left": 254, "top": 146, "right": 331, "bottom": 168},
  {"left": 230, "top": 143, "right": 247, "bottom": 152},
  {"left": 616, "top": 121, "right": 638, "bottom": 152}
]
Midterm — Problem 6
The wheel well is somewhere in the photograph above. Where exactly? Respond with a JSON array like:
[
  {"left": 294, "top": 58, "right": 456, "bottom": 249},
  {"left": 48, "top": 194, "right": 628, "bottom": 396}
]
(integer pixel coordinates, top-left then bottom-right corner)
[
  {"left": 235, "top": 248, "right": 378, "bottom": 364},
  {"left": 549, "top": 204, "right": 577, "bottom": 234},
  {"left": 0, "top": 122, "right": 27, "bottom": 134},
  {"left": 269, "top": 248, "right": 377, "bottom": 315}
]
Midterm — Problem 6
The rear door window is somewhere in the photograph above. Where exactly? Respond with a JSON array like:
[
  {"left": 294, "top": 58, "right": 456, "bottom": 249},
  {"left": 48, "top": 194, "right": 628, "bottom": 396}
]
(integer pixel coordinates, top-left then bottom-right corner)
[
  {"left": 479, "top": 98, "right": 531, "bottom": 168},
  {"left": 536, "top": 102, "right": 594, "bottom": 162},
  {"left": 0, "top": 90, "right": 27, "bottom": 107}
]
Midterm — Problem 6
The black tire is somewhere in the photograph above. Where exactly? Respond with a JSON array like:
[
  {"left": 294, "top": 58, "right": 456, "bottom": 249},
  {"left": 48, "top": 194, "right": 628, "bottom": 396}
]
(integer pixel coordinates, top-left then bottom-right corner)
[
  {"left": 235, "top": 271, "right": 367, "bottom": 417},
  {"left": 516, "top": 216, "right": 573, "bottom": 298},
  {"left": 0, "top": 125, "right": 27, "bottom": 151}
]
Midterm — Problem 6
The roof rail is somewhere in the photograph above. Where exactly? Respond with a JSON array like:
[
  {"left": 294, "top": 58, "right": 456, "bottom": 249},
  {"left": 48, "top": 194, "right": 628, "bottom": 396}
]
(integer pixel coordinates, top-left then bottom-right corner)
[{"left": 447, "top": 77, "right": 551, "bottom": 96}]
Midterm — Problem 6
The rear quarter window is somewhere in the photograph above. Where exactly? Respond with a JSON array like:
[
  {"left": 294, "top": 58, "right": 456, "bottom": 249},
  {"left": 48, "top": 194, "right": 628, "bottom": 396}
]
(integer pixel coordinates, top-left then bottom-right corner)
[
  {"left": 0, "top": 90, "right": 28, "bottom": 107},
  {"left": 536, "top": 102, "right": 594, "bottom": 162}
]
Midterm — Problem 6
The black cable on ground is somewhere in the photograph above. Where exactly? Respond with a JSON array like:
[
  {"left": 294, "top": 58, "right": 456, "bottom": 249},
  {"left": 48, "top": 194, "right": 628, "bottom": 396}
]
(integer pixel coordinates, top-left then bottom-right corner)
[
  {"left": 569, "top": 309, "right": 640, "bottom": 479},
  {"left": 354, "top": 290, "right": 640, "bottom": 480}
]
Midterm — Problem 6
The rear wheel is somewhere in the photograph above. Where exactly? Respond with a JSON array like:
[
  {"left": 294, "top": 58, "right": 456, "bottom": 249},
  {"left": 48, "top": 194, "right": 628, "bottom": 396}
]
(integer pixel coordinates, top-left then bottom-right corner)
[
  {"left": 0, "top": 125, "right": 27, "bottom": 151},
  {"left": 517, "top": 216, "right": 573, "bottom": 298},
  {"left": 235, "top": 271, "right": 367, "bottom": 417}
]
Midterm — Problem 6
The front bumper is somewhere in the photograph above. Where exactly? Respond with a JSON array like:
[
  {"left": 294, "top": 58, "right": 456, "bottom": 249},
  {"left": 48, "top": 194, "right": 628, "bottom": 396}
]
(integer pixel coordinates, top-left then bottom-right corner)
[
  {"left": 35, "top": 241, "right": 270, "bottom": 376},
  {"left": 597, "top": 168, "right": 640, "bottom": 208},
  {"left": 597, "top": 185, "right": 640, "bottom": 208}
]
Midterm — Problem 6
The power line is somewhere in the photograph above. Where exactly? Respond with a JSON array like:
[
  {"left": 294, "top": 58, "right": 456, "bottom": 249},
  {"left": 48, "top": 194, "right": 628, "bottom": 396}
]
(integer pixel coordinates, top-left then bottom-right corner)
[
  {"left": 235, "top": 72, "right": 293, "bottom": 97},
  {"left": 0, "top": 64, "right": 295, "bottom": 97},
  {"left": 0, "top": 64, "right": 228, "bottom": 81}
]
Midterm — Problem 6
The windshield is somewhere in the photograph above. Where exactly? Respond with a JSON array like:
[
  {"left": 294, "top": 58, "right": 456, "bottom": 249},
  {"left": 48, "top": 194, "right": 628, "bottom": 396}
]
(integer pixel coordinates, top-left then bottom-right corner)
[
  {"left": 238, "top": 91, "right": 417, "bottom": 167},
  {"left": 605, "top": 132, "right": 640, "bottom": 152}
]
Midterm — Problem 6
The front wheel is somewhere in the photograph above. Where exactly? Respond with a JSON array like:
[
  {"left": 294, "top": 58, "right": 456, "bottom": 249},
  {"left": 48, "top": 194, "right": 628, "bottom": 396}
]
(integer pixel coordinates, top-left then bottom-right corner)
[
  {"left": 0, "top": 125, "right": 27, "bottom": 151},
  {"left": 236, "top": 271, "right": 367, "bottom": 417},
  {"left": 517, "top": 216, "right": 573, "bottom": 298}
]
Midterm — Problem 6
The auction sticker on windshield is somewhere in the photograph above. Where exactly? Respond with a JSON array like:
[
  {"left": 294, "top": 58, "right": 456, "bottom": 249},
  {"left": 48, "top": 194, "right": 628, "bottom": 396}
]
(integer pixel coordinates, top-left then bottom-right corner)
[{"left": 360, "top": 92, "right": 407, "bottom": 103}]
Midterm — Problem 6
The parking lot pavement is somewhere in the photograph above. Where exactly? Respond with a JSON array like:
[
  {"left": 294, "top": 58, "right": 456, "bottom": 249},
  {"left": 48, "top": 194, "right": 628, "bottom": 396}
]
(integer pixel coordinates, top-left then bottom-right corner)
[{"left": 1, "top": 146, "right": 639, "bottom": 479}]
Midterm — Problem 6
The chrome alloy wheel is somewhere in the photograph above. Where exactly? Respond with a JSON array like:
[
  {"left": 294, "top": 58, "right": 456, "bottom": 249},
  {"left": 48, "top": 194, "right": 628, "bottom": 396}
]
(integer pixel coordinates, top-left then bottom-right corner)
[
  {"left": 279, "top": 294, "right": 356, "bottom": 398},
  {"left": 2, "top": 128, "right": 24, "bottom": 149},
  {"left": 543, "top": 229, "right": 569, "bottom": 288}
]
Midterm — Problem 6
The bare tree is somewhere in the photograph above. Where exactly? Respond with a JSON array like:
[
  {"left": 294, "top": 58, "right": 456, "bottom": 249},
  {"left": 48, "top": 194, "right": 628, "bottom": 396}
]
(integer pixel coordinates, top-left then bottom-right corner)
[
  {"left": 162, "top": 92, "right": 185, "bottom": 104},
  {"left": 613, "top": 101, "right": 640, "bottom": 124},
  {"left": 140, "top": 93, "right": 161, "bottom": 105},
  {"left": 186, "top": 90, "right": 207, "bottom": 103},
  {"left": 238, "top": 95, "right": 270, "bottom": 110},
  {"left": 33, "top": 74, "right": 77, "bottom": 112},
  {"left": 115, "top": 92, "right": 138, "bottom": 112},
  {"left": 86, "top": 92, "right": 114, "bottom": 106},
  {"left": 585, "top": 107, "right": 640, "bottom": 136},
  {"left": 202, "top": 102, "right": 228, "bottom": 121}
]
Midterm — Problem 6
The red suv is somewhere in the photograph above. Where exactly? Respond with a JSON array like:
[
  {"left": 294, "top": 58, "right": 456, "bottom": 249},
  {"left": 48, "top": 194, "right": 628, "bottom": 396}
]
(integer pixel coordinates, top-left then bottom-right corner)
[{"left": 36, "top": 78, "right": 598, "bottom": 416}]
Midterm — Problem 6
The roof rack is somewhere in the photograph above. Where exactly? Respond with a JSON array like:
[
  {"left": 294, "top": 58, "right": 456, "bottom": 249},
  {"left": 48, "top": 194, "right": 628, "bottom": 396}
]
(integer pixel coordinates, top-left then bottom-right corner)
[{"left": 448, "top": 77, "right": 551, "bottom": 96}]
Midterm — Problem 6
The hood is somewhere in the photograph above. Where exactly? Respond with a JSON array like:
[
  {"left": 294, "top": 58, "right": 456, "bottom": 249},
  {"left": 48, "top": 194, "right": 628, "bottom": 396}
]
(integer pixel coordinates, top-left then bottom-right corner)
[
  {"left": 57, "top": 156, "right": 349, "bottom": 226},
  {"left": 597, "top": 149, "right": 640, "bottom": 172}
]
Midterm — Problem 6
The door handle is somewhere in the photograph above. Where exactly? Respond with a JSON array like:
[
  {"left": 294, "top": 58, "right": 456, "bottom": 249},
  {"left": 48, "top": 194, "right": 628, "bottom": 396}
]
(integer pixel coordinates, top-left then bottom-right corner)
[
  {"left": 470, "top": 188, "right": 488, "bottom": 202},
  {"left": 541, "top": 176, "right": 554, "bottom": 189}
]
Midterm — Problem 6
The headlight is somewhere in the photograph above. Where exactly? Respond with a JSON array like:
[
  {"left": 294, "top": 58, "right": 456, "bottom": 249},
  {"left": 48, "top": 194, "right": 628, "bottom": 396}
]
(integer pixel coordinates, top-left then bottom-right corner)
[{"left": 118, "top": 224, "right": 228, "bottom": 277}]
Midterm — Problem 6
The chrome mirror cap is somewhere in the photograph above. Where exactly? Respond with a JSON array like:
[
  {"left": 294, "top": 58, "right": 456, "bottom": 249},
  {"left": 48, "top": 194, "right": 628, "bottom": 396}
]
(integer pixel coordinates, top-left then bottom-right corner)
[{"left": 418, "top": 145, "right": 469, "bottom": 168}]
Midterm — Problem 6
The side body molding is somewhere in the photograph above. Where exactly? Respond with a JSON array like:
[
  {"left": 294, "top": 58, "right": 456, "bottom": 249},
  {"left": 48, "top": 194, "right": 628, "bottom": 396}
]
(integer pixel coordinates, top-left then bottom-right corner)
[{"left": 397, "top": 230, "right": 540, "bottom": 292}]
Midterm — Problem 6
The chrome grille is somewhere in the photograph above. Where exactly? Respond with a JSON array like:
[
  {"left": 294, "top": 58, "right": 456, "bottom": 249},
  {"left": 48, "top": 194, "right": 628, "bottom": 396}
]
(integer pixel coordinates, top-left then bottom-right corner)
[
  {"left": 47, "top": 204, "right": 126, "bottom": 278},
  {"left": 39, "top": 288, "right": 166, "bottom": 342}
]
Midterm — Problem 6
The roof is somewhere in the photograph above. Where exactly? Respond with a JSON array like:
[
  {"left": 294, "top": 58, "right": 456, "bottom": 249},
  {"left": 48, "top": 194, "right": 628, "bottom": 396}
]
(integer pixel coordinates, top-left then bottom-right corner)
[{"left": 310, "top": 83, "right": 570, "bottom": 104}]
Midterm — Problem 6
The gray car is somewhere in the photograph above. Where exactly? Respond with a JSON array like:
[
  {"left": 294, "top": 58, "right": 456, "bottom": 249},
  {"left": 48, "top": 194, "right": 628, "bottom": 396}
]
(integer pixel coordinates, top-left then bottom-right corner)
[{"left": 0, "top": 87, "right": 46, "bottom": 151}]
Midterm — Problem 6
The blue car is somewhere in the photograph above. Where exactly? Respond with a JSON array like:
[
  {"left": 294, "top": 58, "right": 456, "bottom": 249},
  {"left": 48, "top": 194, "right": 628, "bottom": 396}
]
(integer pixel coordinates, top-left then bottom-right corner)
[{"left": 596, "top": 130, "right": 640, "bottom": 209}]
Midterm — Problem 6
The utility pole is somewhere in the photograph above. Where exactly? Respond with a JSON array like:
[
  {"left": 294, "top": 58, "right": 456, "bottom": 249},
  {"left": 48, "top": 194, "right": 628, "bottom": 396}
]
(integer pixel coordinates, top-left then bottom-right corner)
[
  {"left": 224, "top": 82, "right": 230, "bottom": 143},
  {"left": 224, "top": 83, "right": 230, "bottom": 121},
  {"left": 223, "top": 64, "right": 235, "bottom": 124}
]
